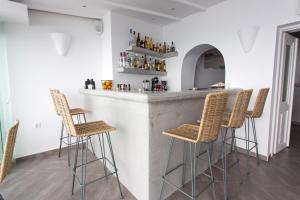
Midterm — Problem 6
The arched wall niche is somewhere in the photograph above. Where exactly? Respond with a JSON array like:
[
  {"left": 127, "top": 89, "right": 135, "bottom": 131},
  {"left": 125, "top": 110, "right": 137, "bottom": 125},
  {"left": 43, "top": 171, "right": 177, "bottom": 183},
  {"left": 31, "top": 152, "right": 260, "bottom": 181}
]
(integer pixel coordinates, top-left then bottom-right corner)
[{"left": 181, "top": 44, "right": 225, "bottom": 90}]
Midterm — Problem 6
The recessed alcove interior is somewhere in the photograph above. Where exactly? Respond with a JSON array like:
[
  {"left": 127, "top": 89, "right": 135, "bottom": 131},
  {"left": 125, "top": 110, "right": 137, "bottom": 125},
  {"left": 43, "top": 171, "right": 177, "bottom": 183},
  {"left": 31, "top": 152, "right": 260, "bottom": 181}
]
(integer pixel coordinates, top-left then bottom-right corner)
[{"left": 181, "top": 44, "right": 225, "bottom": 90}]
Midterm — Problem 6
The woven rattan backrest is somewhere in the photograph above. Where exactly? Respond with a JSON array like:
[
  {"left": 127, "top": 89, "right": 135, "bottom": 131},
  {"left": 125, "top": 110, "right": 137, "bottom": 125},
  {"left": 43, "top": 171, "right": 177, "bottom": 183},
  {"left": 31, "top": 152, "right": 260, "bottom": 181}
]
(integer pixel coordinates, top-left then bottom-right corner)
[
  {"left": 50, "top": 89, "right": 62, "bottom": 116},
  {"left": 55, "top": 93, "right": 77, "bottom": 136},
  {"left": 251, "top": 88, "right": 270, "bottom": 118},
  {"left": 0, "top": 121, "right": 19, "bottom": 183},
  {"left": 197, "top": 92, "right": 228, "bottom": 142},
  {"left": 228, "top": 89, "right": 253, "bottom": 128}
]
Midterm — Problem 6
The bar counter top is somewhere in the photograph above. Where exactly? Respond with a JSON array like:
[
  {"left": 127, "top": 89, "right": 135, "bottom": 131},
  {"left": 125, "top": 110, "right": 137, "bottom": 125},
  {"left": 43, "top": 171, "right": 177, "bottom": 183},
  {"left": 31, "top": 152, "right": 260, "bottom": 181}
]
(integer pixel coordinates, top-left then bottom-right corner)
[{"left": 79, "top": 88, "right": 237, "bottom": 103}]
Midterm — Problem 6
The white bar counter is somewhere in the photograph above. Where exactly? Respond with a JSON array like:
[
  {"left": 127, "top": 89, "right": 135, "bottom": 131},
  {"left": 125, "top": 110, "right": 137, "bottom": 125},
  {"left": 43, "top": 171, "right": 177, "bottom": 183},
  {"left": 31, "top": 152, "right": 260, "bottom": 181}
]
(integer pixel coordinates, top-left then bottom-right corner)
[{"left": 79, "top": 88, "right": 237, "bottom": 200}]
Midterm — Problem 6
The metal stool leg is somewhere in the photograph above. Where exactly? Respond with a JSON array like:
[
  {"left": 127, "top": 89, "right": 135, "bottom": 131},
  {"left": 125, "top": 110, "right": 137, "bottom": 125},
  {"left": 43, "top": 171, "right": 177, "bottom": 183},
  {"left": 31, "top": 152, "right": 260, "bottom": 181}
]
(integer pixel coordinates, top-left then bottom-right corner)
[
  {"left": 81, "top": 113, "right": 96, "bottom": 156},
  {"left": 190, "top": 143, "right": 196, "bottom": 200},
  {"left": 106, "top": 133, "right": 124, "bottom": 199},
  {"left": 72, "top": 138, "right": 80, "bottom": 195},
  {"left": 81, "top": 136, "right": 88, "bottom": 200},
  {"left": 232, "top": 129, "right": 242, "bottom": 184},
  {"left": 251, "top": 118, "right": 260, "bottom": 165},
  {"left": 160, "top": 138, "right": 175, "bottom": 200},
  {"left": 98, "top": 134, "right": 108, "bottom": 181},
  {"left": 68, "top": 134, "right": 71, "bottom": 166},
  {"left": 221, "top": 128, "right": 228, "bottom": 200},
  {"left": 207, "top": 143, "right": 217, "bottom": 200},
  {"left": 244, "top": 119, "right": 250, "bottom": 175},
  {"left": 181, "top": 141, "right": 187, "bottom": 187},
  {"left": 58, "top": 121, "right": 64, "bottom": 158}
]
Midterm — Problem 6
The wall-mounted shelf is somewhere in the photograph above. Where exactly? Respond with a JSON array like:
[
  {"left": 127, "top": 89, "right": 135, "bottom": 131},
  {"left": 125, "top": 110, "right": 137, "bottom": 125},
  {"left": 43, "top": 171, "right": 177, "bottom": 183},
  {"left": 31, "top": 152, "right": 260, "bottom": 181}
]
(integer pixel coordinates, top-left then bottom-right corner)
[
  {"left": 116, "top": 67, "right": 167, "bottom": 76},
  {"left": 126, "top": 46, "right": 178, "bottom": 59}
]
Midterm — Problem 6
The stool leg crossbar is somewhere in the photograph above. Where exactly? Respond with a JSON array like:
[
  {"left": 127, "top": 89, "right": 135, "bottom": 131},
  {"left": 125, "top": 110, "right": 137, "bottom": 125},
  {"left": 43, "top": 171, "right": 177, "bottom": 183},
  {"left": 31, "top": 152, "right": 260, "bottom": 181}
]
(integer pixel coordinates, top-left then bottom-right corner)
[
  {"left": 160, "top": 138, "right": 216, "bottom": 200},
  {"left": 71, "top": 132, "right": 123, "bottom": 200}
]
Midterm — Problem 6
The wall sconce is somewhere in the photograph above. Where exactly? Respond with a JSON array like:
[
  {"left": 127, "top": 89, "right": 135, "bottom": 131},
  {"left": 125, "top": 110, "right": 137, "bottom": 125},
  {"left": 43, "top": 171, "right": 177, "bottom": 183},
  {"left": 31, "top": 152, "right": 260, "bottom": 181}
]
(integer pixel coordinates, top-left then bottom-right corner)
[
  {"left": 237, "top": 26, "right": 260, "bottom": 53},
  {"left": 51, "top": 32, "right": 72, "bottom": 56}
]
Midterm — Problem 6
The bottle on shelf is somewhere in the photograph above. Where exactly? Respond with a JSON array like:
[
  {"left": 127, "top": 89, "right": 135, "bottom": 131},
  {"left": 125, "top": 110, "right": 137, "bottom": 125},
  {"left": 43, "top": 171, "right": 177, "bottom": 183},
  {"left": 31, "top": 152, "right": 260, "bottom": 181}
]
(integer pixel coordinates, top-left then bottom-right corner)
[
  {"left": 119, "top": 52, "right": 123, "bottom": 67},
  {"left": 144, "top": 36, "right": 148, "bottom": 49},
  {"left": 140, "top": 56, "right": 144, "bottom": 68},
  {"left": 136, "top": 32, "right": 141, "bottom": 47},
  {"left": 129, "top": 29, "right": 133, "bottom": 47},
  {"left": 171, "top": 41, "right": 176, "bottom": 52},
  {"left": 163, "top": 42, "right": 167, "bottom": 53},
  {"left": 132, "top": 31, "right": 136, "bottom": 47},
  {"left": 162, "top": 60, "right": 166, "bottom": 72},
  {"left": 143, "top": 55, "right": 148, "bottom": 70}
]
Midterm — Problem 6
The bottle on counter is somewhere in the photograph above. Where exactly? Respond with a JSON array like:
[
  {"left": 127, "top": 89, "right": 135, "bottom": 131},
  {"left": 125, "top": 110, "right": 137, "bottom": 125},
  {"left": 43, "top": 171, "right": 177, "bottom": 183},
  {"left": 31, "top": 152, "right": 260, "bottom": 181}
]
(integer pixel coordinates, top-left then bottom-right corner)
[{"left": 143, "top": 55, "right": 148, "bottom": 70}]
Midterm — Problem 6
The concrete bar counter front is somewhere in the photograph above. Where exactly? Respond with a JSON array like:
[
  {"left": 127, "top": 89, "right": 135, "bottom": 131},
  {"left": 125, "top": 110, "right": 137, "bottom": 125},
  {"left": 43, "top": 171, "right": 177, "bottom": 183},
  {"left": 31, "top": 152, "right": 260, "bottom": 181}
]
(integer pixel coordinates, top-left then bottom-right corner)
[{"left": 80, "top": 89, "right": 237, "bottom": 200}]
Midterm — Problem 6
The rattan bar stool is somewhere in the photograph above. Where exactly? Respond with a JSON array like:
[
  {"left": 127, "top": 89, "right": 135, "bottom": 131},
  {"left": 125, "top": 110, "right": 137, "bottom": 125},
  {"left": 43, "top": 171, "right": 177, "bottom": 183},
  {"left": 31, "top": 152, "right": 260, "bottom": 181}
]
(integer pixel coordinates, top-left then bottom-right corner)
[
  {"left": 160, "top": 92, "right": 228, "bottom": 200},
  {"left": 217, "top": 89, "right": 252, "bottom": 200},
  {"left": 0, "top": 121, "right": 19, "bottom": 183},
  {"left": 243, "top": 88, "right": 269, "bottom": 171},
  {"left": 55, "top": 92, "right": 123, "bottom": 200},
  {"left": 50, "top": 89, "right": 95, "bottom": 166}
]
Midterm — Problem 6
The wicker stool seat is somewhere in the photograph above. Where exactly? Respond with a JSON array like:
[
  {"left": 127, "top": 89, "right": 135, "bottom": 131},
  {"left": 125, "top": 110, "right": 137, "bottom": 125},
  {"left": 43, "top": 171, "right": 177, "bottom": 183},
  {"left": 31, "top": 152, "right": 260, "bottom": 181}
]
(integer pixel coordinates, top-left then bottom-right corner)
[
  {"left": 75, "top": 121, "right": 116, "bottom": 136},
  {"left": 160, "top": 92, "right": 228, "bottom": 200},
  {"left": 50, "top": 89, "right": 95, "bottom": 166},
  {"left": 54, "top": 92, "right": 123, "bottom": 200},
  {"left": 163, "top": 124, "right": 199, "bottom": 142}
]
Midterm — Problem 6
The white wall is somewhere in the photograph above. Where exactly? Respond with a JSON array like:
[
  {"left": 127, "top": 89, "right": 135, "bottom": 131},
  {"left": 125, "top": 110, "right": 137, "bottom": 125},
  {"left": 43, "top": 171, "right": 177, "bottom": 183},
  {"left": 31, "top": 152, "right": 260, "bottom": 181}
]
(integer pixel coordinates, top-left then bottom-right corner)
[
  {"left": 5, "top": 10, "right": 102, "bottom": 158},
  {"left": 163, "top": 0, "right": 300, "bottom": 156}
]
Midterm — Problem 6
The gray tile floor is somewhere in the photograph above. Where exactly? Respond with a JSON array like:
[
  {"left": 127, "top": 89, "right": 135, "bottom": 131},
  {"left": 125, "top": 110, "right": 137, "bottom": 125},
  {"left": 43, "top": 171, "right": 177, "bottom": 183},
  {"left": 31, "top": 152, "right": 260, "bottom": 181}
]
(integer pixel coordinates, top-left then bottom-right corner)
[{"left": 1, "top": 126, "right": 300, "bottom": 200}]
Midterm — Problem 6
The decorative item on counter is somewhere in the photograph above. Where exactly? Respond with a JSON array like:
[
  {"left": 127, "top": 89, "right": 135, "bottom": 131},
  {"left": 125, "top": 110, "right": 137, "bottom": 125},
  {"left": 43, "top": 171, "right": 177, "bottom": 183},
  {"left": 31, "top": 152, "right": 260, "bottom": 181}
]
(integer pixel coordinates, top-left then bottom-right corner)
[
  {"left": 85, "top": 79, "right": 95, "bottom": 89},
  {"left": 101, "top": 80, "right": 112, "bottom": 90},
  {"left": 151, "top": 77, "right": 159, "bottom": 91},
  {"left": 210, "top": 82, "right": 225, "bottom": 89},
  {"left": 142, "top": 80, "right": 150, "bottom": 91},
  {"left": 161, "top": 81, "right": 168, "bottom": 91}
]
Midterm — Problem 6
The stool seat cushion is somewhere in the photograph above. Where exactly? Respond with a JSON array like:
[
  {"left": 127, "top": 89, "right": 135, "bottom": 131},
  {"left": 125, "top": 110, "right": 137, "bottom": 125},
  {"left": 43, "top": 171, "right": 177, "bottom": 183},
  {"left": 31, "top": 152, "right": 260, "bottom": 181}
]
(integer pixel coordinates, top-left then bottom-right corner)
[
  {"left": 70, "top": 108, "right": 86, "bottom": 115},
  {"left": 74, "top": 121, "right": 116, "bottom": 137},
  {"left": 163, "top": 124, "right": 199, "bottom": 143}
]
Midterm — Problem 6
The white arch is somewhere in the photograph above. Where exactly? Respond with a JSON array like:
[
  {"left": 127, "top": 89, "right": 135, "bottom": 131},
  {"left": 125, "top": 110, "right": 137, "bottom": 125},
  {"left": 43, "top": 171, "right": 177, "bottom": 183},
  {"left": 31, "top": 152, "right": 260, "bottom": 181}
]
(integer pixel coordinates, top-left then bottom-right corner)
[{"left": 181, "top": 44, "right": 225, "bottom": 90}]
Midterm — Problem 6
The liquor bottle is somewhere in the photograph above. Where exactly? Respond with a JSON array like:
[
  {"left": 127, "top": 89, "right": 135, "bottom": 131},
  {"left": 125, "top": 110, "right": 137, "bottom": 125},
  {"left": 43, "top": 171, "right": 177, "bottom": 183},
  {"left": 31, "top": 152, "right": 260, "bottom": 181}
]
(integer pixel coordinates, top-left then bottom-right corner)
[
  {"left": 163, "top": 42, "right": 166, "bottom": 53},
  {"left": 159, "top": 43, "right": 162, "bottom": 53},
  {"left": 162, "top": 60, "right": 166, "bottom": 72},
  {"left": 132, "top": 31, "right": 137, "bottom": 46},
  {"left": 129, "top": 29, "right": 133, "bottom": 46},
  {"left": 119, "top": 52, "right": 123, "bottom": 67},
  {"left": 143, "top": 55, "right": 148, "bottom": 70},
  {"left": 140, "top": 56, "right": 144, "bottom": 68},
  {"left": 122, "top": 52, "right": 127, "bottom": 67},
  {"left": 171, "top": 41, "right": 176, "bottom": 52},
  {"left": 144, "top": 36, "right": 147, "bottom": 49},
  {"left": 136, "top": 32, "right": 141, "bottom": 47}
]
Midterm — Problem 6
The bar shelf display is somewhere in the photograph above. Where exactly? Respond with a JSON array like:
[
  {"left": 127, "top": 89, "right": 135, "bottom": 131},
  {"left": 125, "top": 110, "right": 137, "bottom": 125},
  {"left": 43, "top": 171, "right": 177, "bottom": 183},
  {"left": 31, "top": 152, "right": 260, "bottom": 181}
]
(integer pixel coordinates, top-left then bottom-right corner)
[
  {"left": 126, "top": 46, "right": 178, "bottom": 59},
  {"left": 116, "top": 67, "right": 167, "bottom": 76}
]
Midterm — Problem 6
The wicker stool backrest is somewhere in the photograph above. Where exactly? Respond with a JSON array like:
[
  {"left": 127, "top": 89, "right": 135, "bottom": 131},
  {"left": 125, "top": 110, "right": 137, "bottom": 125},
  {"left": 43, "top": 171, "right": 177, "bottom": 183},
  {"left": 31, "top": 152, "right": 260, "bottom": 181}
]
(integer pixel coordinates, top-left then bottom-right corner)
[
  {"left": 197, "top": 92, "right": 228, "bottom": 142},
  {"left": 228, "top": 89, "right": 253, "bottom": 128},
  {"left": 50, "top": 89, "right": 62, "bottom": 116},
  {"left": 0, "top": 121, "right": 19, "bottom": 183},
  {"left": 55, "top": 93, "right": 77, "bottom": 136},
  {"left": 251, "top": 88, "right": 270, "bottom": 118}
]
